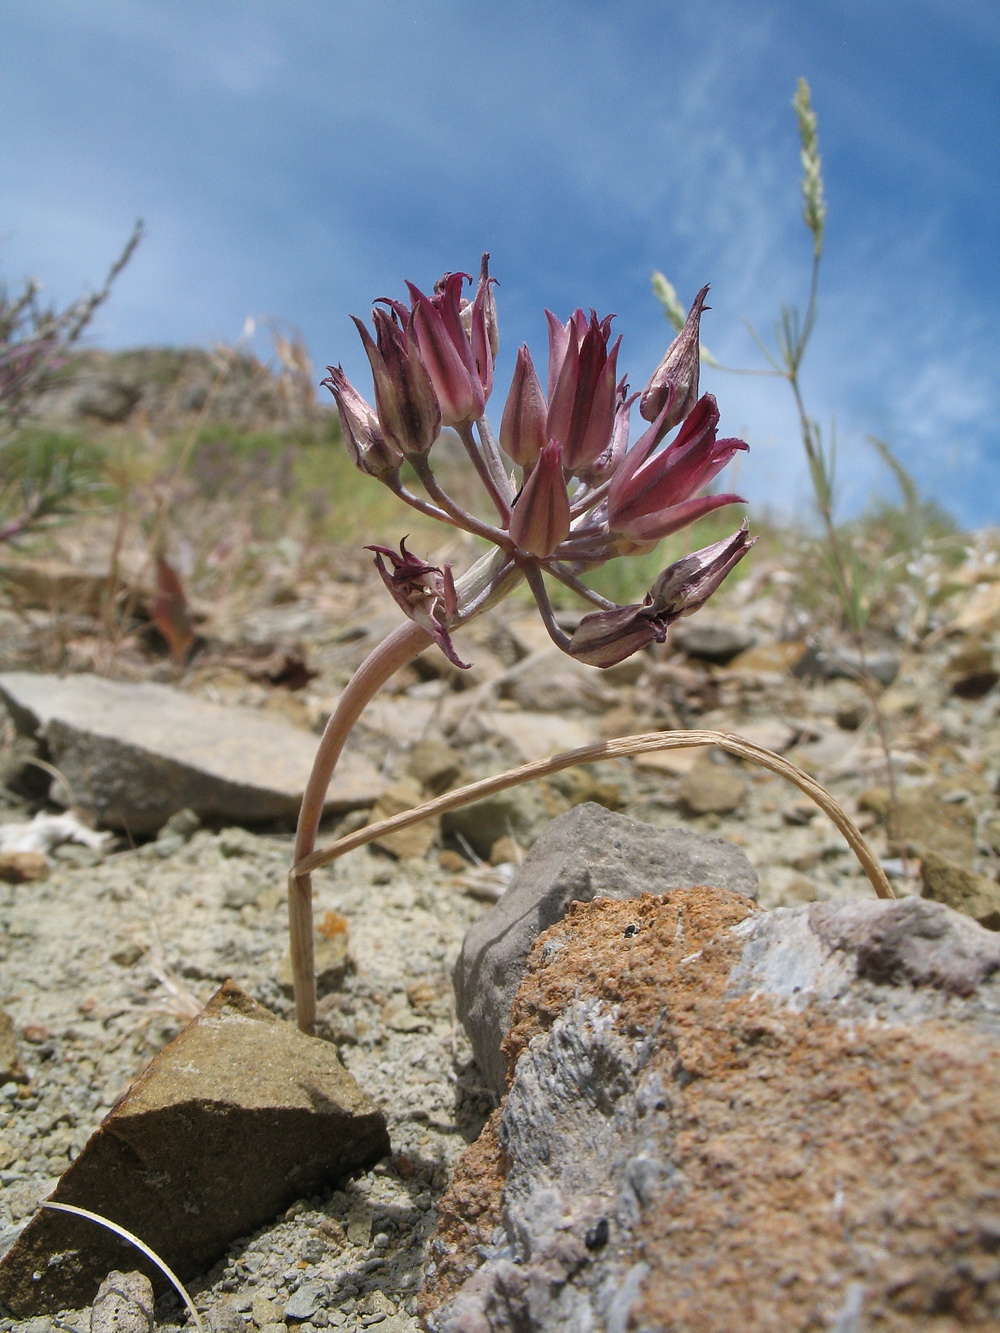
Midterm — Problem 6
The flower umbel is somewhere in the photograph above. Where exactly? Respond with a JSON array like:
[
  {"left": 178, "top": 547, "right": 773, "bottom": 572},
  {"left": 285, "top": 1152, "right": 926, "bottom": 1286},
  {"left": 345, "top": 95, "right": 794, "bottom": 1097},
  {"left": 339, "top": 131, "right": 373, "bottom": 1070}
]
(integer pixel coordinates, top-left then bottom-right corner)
[
  {"left": 291, "top": 265, "right": 757, "bottom": 1035},
  {"left": 325, "top": 262, "right": 753, "bottom": 671}
]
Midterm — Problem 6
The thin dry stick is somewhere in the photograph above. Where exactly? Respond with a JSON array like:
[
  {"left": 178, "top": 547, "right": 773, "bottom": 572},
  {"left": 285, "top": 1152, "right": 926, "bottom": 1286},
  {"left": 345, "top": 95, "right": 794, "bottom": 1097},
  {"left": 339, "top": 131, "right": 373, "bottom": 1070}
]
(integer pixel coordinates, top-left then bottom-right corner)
[
  {"left": 41, "top": 1202, "right": 205, "bottom": 1333},
  {"left": 292, "top": 729, "right": 894, "bottom": 901}
]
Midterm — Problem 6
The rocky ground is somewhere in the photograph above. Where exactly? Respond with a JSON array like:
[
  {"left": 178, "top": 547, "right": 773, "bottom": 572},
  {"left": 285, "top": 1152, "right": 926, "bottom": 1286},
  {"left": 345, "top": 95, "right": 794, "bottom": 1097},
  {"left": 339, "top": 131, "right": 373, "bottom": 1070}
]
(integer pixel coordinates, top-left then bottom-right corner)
[{"left": 1, "top": 507, "right": 1000, "bottom": 1330}]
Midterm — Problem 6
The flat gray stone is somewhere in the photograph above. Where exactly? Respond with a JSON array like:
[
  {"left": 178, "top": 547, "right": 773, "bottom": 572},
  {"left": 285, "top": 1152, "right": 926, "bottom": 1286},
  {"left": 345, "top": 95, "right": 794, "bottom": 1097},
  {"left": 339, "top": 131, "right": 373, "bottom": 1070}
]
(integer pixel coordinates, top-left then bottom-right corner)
[
  {"left": 453, "top": 802, "right": 759, "bottom": 1097},
  {"left": 283, "top": 1281, "right": 328, "bottom": 1321},
  {"left": 0, "top": 982, "right": 390, "bottom": 1316},
  {"left": 497, "top": 650, "right": 617, "bottom": 714},
  {"left": 671, "top": 618, "right": 756, "bottom": 664},
  {"left": 0, "top": 672, "right": 380, "bottom": 834}
]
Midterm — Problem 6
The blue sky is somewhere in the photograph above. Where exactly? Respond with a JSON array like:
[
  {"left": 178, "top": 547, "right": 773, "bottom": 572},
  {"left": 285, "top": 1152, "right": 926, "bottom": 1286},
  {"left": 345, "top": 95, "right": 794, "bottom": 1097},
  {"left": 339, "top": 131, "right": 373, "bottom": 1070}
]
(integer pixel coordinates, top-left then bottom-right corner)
[{"left": 3, "top": 0, "right": 998, "bottom": 527}]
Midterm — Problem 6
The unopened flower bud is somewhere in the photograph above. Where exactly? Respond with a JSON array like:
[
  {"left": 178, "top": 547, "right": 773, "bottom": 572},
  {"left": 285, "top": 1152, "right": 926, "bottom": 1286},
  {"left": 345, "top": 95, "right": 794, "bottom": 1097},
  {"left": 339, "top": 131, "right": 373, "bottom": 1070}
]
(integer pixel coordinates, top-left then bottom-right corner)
[
  {"left": 322, "top": 365, "right": 403, "bottom": 478},
  {"left": 409, "top": 274, "right": 486, "bottom": 426},
  {"left": 545, "top": 309, "right": 621, "bottom": 472},
  {"left": 507, "top": 440, "right": 570, "bottom": 558},
  {"left": 640, "top": 284, "right": 709, "bottom": 438},
  {"left": 351, "top": 309, "right": 440, "bottom": 456},
  {"left": 473, "top": 252, "right": 499, "bottom": 361},
  {"left": 500, "top": 345, "right": 548, "bottom": 467}
]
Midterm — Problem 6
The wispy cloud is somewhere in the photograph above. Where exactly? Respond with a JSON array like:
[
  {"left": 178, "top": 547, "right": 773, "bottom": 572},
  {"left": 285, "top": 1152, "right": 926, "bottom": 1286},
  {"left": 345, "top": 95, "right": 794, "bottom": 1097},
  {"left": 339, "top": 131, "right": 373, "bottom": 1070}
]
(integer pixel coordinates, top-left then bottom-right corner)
[{"left": 1, "top": 0, "right": 995, "bottom": 525}]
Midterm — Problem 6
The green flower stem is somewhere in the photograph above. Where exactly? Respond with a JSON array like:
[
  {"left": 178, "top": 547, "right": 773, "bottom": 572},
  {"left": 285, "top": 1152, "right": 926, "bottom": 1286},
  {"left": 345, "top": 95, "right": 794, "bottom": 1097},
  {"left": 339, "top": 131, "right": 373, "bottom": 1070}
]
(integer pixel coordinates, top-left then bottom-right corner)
[
  {"left": 408, "top": 454, "right": 512, "bottom": 547},
  {"left": 456, "top": 420, "right": 512, "bottom": 524}
]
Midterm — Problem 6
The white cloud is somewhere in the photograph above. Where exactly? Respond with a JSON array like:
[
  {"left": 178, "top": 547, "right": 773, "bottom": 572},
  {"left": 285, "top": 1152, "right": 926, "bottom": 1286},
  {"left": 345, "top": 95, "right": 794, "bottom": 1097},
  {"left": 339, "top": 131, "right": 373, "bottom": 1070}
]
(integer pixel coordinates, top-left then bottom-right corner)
[{"left": 2, "top": 0, "right": 995, "bottom": 526}]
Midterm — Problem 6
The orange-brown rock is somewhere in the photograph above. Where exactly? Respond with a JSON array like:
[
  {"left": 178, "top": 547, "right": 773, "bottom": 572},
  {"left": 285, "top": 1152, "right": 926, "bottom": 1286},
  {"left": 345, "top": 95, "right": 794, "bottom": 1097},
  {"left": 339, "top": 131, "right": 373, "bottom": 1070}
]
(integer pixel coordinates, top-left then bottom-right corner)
[{"left": 424, "top": 889, "right": 1000, "bottom": 1331}]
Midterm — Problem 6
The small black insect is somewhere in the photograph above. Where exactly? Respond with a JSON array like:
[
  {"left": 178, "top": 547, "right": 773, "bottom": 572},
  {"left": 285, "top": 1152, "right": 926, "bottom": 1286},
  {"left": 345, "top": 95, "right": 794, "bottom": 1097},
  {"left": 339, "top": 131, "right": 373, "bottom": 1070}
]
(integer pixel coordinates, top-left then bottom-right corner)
[
  {"left": 585, "top": 1218, "right": 610, "bottom": 1250},
  {"left": 623, "top": 923, "right": 641, "bottom": 938}
]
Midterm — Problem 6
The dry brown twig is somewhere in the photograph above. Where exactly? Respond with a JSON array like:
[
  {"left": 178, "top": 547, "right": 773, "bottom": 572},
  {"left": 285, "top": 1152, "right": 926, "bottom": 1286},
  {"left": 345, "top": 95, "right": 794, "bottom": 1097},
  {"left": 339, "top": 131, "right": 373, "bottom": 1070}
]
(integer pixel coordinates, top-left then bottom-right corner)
[{"left": 293, "top": 728, "right": 894, "bottom": 897}]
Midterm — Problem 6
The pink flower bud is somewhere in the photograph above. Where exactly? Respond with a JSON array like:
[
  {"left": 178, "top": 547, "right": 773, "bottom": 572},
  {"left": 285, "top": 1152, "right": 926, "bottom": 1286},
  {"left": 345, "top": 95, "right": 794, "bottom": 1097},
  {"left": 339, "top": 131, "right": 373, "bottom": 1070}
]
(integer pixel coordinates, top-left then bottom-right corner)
[
  {"left": 545, "top": 309, "right": 622, "bottom": 473},
  {"left": 322, "top": 365, "right": 403, "bottom": 478},
  {"left": 500, "top": 345, "right": 548, "bottom": 467},
  {"left": 507, "top": 440, "right": 571, "bottom": 558},
  {"left": 408, "top": 274, "right": 485, "bottom": 427},
  {"left": 640, "top": 285, "right": 709, "bottom": 438}
]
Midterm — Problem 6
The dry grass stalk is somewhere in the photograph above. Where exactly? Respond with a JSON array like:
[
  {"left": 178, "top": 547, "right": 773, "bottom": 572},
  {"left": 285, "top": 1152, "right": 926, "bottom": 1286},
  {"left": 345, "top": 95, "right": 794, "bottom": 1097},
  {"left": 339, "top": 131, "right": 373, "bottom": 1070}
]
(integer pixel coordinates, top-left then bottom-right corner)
[
  {"left": 41, "top": 1201, "right": 205, "bottom": 1332},
  {"left": 293, "top": 729, "right": 894, "bottom": 901}
]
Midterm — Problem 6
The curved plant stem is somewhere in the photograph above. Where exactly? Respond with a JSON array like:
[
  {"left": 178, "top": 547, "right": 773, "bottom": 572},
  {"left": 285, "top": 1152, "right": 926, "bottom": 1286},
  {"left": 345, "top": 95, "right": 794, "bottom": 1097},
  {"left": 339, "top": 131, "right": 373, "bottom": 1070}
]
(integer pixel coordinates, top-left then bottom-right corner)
[
  {"left": 42, "top": 1202, "right": 204, "bottom": 1333},
  {"left": 292, "top": 729, "right": 894, "bottom": 902},
  {"left": 289, "top": 620, "right": 432, "bottom": 1032}
]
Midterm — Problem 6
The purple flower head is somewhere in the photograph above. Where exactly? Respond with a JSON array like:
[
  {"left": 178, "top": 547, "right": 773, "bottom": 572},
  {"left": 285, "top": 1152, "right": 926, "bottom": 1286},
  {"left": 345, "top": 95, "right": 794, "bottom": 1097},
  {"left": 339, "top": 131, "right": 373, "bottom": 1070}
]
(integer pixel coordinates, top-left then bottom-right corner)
[
  {"left": 607, "top": 393, "right": 748, "bottom": 548},
  {"left": 332, "top": 259, "right": 754, "bottom": 673}
]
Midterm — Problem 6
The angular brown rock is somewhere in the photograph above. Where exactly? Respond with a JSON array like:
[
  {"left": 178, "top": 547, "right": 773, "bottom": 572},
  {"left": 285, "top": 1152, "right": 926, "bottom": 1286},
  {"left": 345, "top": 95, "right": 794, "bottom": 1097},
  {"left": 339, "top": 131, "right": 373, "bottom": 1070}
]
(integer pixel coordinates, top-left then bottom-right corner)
[
  {"left": 919, "top": 846, "right": 1000, "bottom": 930},
  {"left": 0, "top": 981, "right": 389, "bottom": 1316},
  {"left": 0, "top": 1006, "right": 28, "bottom": 1084}
]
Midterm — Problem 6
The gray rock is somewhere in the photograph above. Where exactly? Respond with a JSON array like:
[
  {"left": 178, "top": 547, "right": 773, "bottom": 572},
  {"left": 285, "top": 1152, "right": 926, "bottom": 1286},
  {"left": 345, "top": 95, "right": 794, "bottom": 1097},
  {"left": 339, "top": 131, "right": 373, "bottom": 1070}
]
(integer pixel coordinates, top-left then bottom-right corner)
[
  {"left": 453, "top": 803, "right": 759, "bottom": 1097},
  {"left": 485, "top": 709, "right": 594, "bottom": 763},
  {"left": 204, "top": 1301, "right": 245, "bottom": 1333},
  {"left": 0, "top": 981, "right": 389, "bottom": 1316},
  {"left": 91, "top": 1271, "right": 154, "bottom": 1333},
  {"left": 729, "top": 893, "right": 1000, "bottom": 1003},
  {"left": 284, "top": 1281, "right": 328, "bottom": 1321},
  {"left": 671, "top": 619, "right": 756, "bottom": 664},
  {"left": 676, "top": 760, "right": 747, "bottom": 814},
  {"left": 497, "top": 650, "right": 618, "bottom": 715},
  {"left": 0, "top": 672, "right": 380, "bottom": 835},
  {"left": 441, "top": 782, "right": 550, "bottom": 860},
  {"left": 797, "top": 641, "right": 901, "bottom": 687},
  {"left": 426, "top": 890, "right": 1000, "bottom": 1332}
]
